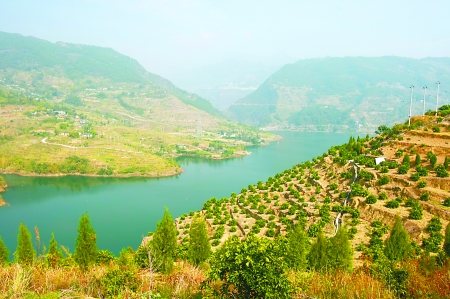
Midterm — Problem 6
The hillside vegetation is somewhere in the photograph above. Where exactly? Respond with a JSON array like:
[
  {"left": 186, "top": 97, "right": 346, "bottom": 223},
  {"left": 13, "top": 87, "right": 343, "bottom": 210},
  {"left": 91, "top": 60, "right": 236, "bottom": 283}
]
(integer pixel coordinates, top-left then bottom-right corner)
[
  {"left": 227, "top": 56, "right": 450, "bottom": 133},
  {"left": 0, "top": 32, "right": 274, "bottom": 177},
  {"left": 1, "top": 108, "right": 450, "bottom": 298}
]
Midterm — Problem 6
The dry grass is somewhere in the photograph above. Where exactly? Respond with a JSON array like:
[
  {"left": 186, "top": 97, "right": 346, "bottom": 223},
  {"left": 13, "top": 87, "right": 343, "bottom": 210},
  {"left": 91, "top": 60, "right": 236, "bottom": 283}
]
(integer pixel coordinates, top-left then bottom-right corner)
[
  {"left": 289, "top": 269, "right": 396, "bottom": 299},
  {"left": 0, "top": 261, "right": 205, "bottom": 298}
]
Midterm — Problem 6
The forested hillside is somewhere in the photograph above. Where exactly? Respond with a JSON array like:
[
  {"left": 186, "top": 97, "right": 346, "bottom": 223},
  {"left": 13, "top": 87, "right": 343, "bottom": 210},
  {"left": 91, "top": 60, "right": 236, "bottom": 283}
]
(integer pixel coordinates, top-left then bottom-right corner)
[{"left": 227, "top": 56, "right": 450, "bottom": 133}]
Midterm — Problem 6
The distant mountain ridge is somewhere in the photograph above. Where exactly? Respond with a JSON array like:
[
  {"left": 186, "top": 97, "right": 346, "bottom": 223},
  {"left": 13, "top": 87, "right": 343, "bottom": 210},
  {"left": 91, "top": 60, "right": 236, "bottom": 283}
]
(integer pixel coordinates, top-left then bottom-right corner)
[
  {"left": 226, "top": 56, "right": 450, "bottom": 133},
  {"left": 170, "top": 58, "right": 290, "bottom": 111},
  {"left": 0, "top": 31, "right": 219, "bottom": 116}
]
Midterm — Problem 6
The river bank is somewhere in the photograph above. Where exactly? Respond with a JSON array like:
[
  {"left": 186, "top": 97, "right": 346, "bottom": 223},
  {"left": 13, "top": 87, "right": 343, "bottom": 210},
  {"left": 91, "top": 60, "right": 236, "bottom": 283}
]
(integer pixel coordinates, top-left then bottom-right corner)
[{"left": 0, "top": 176, "right": 7, "bottom": 207}]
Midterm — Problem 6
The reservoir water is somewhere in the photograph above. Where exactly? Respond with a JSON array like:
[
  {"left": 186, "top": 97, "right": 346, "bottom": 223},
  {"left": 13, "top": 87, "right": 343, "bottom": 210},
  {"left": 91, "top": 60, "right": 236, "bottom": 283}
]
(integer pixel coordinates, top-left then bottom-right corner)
[{"left": 0, "top": 132, "right": 352, "bottom": 258}]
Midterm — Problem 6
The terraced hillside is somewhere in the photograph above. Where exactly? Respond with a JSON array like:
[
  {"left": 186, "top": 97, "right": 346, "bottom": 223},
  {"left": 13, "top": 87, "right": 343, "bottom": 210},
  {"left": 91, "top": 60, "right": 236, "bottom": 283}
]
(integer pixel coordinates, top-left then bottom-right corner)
[
  {"left": 0, "top": 32, "right": 275, "bottom": 177},
  {"left": 171, "top": 109, "right": 450, "bottom": 265}
]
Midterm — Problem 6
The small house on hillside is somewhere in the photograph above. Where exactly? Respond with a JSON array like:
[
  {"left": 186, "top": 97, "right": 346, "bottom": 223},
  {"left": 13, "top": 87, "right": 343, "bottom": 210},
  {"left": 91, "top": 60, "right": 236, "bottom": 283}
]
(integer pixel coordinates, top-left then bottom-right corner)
[{"left": 375, "top": 157, "right": 386, "bottom": 165}]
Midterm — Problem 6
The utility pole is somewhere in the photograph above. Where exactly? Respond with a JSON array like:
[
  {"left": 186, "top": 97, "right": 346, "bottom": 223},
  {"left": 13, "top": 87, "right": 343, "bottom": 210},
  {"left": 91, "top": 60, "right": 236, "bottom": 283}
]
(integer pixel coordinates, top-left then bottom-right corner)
[
  {"left": 422, "top": 86, "right": 427, "bottom": 116},
  {"left": 409, "top": 85, "right": 414, "bottom": 127},
  {"left": 435, "top": 81, "right": 440, "bottom": 116}
]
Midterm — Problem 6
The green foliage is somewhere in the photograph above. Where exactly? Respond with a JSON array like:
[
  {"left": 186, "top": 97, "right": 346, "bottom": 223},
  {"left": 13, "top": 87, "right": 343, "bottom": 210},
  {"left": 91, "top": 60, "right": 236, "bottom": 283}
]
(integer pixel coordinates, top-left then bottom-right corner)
[
  {"left": 416, "top": 165, "right": 429, "bottom": 176},
  {"left": 422, "top": 217, "right": 444, "bottom": 253},
  {"left": 377, "top": 175, "right": 390, "bottom": 185},
  {"left": 285, "top": 225, "right": 309, "bottom": 271},
  {"left": 188, "top": 216, "right": 211, "bottom": 266},
  {"left": 419, "top": 192, "right": 429, "bottom": 201},
  {"left": 208, "top": 235, "right": 294, "bottom": 299},
  {"left": 47, "top": 232, "right": 62, "bottom": 268},
  {"left": 429, "top": 154, "right": 437, "bottom": 168},
  {"left": 328, "top": 183, "right": 338, "bottom": 190},
  {"left": 358, "top": 169, "right": 374, "bottom": 181},
  {"left": 96, "top": 250, "right": 115, "bottom": 265},
  {"left": 384, "top": 216, "right": 411, "bottom": 261},
  {"left": 402, "top": 154, "right": 410, "bottom": 167},
  {"left": 385, "top": 200, "right": 399, "bottom": 209},
  {"left": 415, "top": 153, "right": 421, "bottom": 166},
  {"left": 366, "top": 194, "right": 377, "bottom": 204},
  {"left": 417, "top": 180, "right": 427, "bottom": 188},
  {"left": 436, "top": 165, "right": 449, "bottom": 177},
  {"left": 100, "top": 268, "right": 138, "bottom": 297},
  {"left": 74, "top": 213, "right": 97, "bottom": 271},
  {"left": 327, "top": 227, "right": 353, "bottom": 272},
  {"left": 307, "top": 223, "right": 321, "bottom": 237},
  {"left": 397, "top": 164, "right": 409, "bottom": 174},
  {"left": 444, "top": 222, "right": 450, "bottom": 257},
  {"left": 378, "top": 192, "right": 388, "bottom": 200},
  {"left": 308, "top": 232, "right": 329, "bottom": 271},
  {"left": 152, "top": 207, "right": 177, "bottom": 274},
  {"left": 443, "top": 198, "right": 450, "bottom": 207},
  {"left": 351, "top": 183, "right": 369, "bottom": 197},
  {"left": 410, "top": 172, "right": 420, "bottom": 181},
  {"left": 15, "top": 222, "right": 35, "bottom": 266},
  {"left": 409, "top": 202, "right": 423, "bottom": 220},
  {"left": 0, "top": 236, "right": 9, "bottom": 265},
  {"left": 65, "top": 94, "right": 83, "bottom": 107}
]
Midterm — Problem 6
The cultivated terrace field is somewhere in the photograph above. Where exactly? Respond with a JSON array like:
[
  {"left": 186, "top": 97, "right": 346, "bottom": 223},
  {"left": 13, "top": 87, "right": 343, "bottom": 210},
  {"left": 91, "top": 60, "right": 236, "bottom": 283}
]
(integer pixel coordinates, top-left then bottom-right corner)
[{"left": 0, "top": 86, "right": 274, "bottom": 178}]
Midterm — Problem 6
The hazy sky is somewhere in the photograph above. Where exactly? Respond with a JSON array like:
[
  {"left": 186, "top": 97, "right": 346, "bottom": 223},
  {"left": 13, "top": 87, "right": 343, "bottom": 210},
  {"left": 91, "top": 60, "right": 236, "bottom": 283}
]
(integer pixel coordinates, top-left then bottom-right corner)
[{"left": 1, "top": 0, "right": 450, "bottom": 78}]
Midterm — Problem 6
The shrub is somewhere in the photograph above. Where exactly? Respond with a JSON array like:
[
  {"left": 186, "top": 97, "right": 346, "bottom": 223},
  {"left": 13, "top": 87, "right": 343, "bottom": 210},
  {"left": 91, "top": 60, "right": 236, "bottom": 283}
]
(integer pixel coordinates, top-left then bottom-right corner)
[
  {"left": 97, "top": 250, "right": 115, "bottom": 265},
  {"left": 378, "top": 175, "right": 390, "bottom": 185},
  {"left": 416, "top": 166, "right": 429, "bottom": 176},
  {"left": 436, "top": 165, "right": 449, "bottom": 177},
  {"left": 329, "top": 183, "right": 338, "bottom": 190},
  {"left": 265, "top": 228, "right": 276, "bottom": 237},
  {"left": 443, "top": 198, "right": 450, "bottom": 207},
  {"left": 430, "top": 154, "right": 437, "bottom": 168},
  {"left": 397, "top": 165, "right": 409, "bottom": 174},
  {"left": 409, "top": 204, "right": 423, "bottom": 220},
  {"left": 417, "top": 180, "right": 427, "bottom": 188},
  {"left": 419, "top": 193, "right": 430, "bottom": 201},
  {"left": 378, "top": 192, "right": 388, "bottom": 200},
  {"left": 100, "top": 268, "right": 138, "bottom": 297},
  {"left": 359, "top": 169, "right": 374, "bottom": 181},
  {"left": 366, "top": 194, "right": 377, "bottom": 204},
  {"left": 381, "top": 166, "right": 389, "bottom": 173},
  {"left": 351, "top": 183, "right": 369, "bottom": 197},
  {"left": 385, "top": 200, "right": 400, "bottom": 209},
  {"left": 410, "top": 172, "right": 420, "bottom": 181}
]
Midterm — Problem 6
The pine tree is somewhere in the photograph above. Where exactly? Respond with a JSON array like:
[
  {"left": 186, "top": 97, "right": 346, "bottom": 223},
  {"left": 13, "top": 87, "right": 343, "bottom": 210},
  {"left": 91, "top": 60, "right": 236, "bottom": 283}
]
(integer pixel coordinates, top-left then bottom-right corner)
[
  {"left": 415, "top": 153, "right": 421, "bottom": 166},
  {"left": 384, "top": 216, "right": 411, "bottom": 261},
  {"left": 328, "top": 227, "right": 353, "bottom": 271},
  {"left": 47, "top": 232, "right": 63, "bottom": 267},
  {"left": 74, "top": 213, "right": 97, "bottom": 271},
  {"left": 444, "top": 222, "right": 450, "bottom": 258},
  {"left": 188, "top": 215, "right": 211, "bottom": 266},
  {"left": 0, "top": 236, "right": 9, "bottom": 266},
  {"left": 308, "top": 232, "right": 328, "bottom": 271},
  {"left": 286, "top": 224, "right": 309, "bottom": 271},
  {"left": 444, "top": 156, "right": 449, "bottom": 169},
  {"left": 152, "top": 207, "right": 177, "bottom": 274},
  {"left": 15, "top": 222, "right": 35, "bottom": 266}
]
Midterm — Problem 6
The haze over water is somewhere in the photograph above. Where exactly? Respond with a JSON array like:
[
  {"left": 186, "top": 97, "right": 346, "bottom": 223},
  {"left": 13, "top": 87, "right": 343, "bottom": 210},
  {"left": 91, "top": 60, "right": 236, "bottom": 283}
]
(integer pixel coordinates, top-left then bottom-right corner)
[{"left": 0, "top": 132, "right": 351, "bottom": 257}]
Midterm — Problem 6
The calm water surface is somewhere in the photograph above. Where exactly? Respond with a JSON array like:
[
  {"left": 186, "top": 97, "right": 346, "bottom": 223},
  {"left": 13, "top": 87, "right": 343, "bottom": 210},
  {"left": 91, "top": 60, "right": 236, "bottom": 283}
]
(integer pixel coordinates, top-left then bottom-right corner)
[{"left": 0, "top": 132, "right": 351, "bottom": 257}]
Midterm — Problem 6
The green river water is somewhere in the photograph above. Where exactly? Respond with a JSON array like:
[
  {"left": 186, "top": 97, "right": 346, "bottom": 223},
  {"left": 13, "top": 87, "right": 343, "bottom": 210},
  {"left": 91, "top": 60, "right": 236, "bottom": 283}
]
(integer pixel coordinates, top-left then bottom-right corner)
[{"left": 0, "top": 132, "right": 352, "bottom": 258}]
